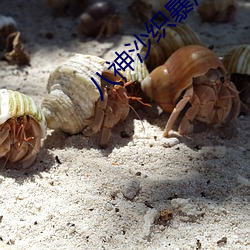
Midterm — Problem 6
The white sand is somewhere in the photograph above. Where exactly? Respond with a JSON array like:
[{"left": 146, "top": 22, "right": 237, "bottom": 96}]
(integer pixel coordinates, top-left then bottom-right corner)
[{"left": 0, "top": 0, "right": 249, "bottom": 249}]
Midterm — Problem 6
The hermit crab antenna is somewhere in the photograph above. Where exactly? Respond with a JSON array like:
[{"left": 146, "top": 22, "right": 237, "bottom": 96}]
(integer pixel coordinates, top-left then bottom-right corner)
[{"left": 127, "top": 103, "right": 146, "bottom": 134}]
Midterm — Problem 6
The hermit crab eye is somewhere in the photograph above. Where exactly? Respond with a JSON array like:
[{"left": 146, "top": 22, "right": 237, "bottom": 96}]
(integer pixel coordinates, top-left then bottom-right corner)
[
  {"left": 208, "top": 45, "right": 214, "bottom": 50},
  {"left": 16, "top": 116, "right": 23, "bottom": 124},
  {"left": 119, "top": 81, "right": 125, "bottom": 87},
  {"left": 220, "top": 77, "right": 225, "bottom": 83}
]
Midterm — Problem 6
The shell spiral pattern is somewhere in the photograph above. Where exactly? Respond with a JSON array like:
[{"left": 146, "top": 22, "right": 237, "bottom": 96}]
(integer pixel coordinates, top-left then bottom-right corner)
[
  {"left": 140, "top": 23, "right": 202, "bottom": 72},
  {"left": 42, "top": 54, "right": 114, "bottom": 135},
  {"left": 222, "top": 45, "right": 250, "bottom": 75},
  {"left": 222, "top": 45, "right": 250, "bottom": 111}
]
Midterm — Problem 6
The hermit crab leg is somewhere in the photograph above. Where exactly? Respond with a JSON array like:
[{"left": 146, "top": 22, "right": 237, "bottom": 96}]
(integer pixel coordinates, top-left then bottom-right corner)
[
  {"left": 99, "top": 106, "right": 114, "bottom": 148},
  {"left": 83, "top": 89, "right": 108, "bottom": 137},
  {"left": 220, "top": 81, "right": 241, "bottom": 125},
  {"left": 163, "top": 87, "right": 194, "bottom": 137},
  {"left": 178, "top": 92, "right": 201, "bottom": 135},
  {"left": 16, "top": 118, "right": 42, "bottom": 168},
  {"left": 0, "top": 123, "right": 11, "bottom": 158}
]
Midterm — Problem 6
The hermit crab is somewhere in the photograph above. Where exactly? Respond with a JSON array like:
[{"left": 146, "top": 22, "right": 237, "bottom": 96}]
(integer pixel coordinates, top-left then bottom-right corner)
[
  {"left": 140, "top": 23, "right": 202, "bottom": 72},
  {"left": 128, "top": 0, "right": 172, "bottom": 23},
  {"left": 0, "top": 89, "right": 46, "bottom": 169},
  {"left": 222, "top": 44, "right": 250, "bottom": 110},
  {"left": 198, "top": 0, "right": 237, "bottom": 22},
  {"left": 0, "top": 15, "right": 17, "bottom": 51},
  {"left": 141, "top": 45, "right": 240, "bottom": 137},
  {"left": 78, "top": 2, "right": 121, "bottom": 39},
  {"left": 41, "top": 54, "right": 149, "bottom": 148}
]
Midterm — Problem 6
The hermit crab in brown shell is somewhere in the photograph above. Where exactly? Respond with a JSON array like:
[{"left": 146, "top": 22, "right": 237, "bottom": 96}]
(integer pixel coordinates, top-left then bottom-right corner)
[
  {"left": 78, "top": 2, "right": 121, "bottom": 39},
  {"left": 198, "top": 0, "right": 237, "bottom": 23},
  {"left": 41, "top": 54, "right": 149, "bottom": 148},
  {"left": 0, "top": 89, "right": 46, "bottom": 169},
  {"left": 141, "top": 45, "right": 241, "bottom": 137}
]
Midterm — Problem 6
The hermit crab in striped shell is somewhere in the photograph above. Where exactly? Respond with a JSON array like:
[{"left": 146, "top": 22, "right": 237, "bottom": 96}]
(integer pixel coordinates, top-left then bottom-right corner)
[
  {"left": 0, "top": 89, "right": 46, "bottom": 169},
  {"left": 141, "top": 45, "right": 241, "bottom": 137},
  {"left": 222, "top": 44, "right": 250, "bottom": 111},
  {"left": 41, "top": 53, "right": 149, "bottom": 148}
]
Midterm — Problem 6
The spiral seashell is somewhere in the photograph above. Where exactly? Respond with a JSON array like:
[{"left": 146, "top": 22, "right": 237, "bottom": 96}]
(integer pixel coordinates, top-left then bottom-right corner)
[
  {"left": 140, "top": 23, "right": 202, "bottom": 72},
  {"left": 123, "top": 53, "right": 149, "bottom": 83},
  {"left": 42, "top": 54, "right": 113, "bottom": 135},
  {"left": 41, "top": 53, "right": 150, "bottom": 147},
  {"left": 222, "top": 45, "right": 250, "bottom": 75},
  {"left": 0, "top": 89, "right": 46, "bottom": 169},
  {"left": 222, "top": 45, "right": 250, "bottom": 110},
  {"left": 141, "top": 45, "right": 240, "bottom": 136},
  {"left": 198, "top": 0, "right": 237, "bottom": 22}
]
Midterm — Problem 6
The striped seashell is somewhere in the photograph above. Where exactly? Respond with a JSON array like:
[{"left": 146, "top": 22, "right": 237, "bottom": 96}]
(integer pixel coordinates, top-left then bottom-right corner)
[
  {"left": 123, "top": 52, "right": 149, "bottom": 83},
  {"left": 140, "top": 23, "right": 202, "bottom": 72},
  {"left": 0, "top": 89, "right": 46, "bottom": 169},
  {"left": 222, "top": 45, "right": 250, "bottom": 111},
  {"left": 222, "top": 45, "right": 250, "bottom": 75}
]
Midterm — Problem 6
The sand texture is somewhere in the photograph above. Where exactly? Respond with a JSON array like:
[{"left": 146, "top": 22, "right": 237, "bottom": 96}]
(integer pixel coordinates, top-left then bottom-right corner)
[{"left": 0, "top": 0, "right": 250, "bottom": 249}]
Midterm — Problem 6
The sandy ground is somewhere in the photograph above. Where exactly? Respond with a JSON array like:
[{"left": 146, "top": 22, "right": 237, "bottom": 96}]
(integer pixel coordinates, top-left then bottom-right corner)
[{"left": 0, "top": 0, "right": 250, "bottom": 249}]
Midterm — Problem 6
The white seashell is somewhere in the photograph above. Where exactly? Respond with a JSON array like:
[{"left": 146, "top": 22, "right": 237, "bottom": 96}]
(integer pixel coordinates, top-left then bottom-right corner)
[
  {"left": 123, "top": 53, "right": 149, "bottom": 83},
  {"left": 42, "top": 54, "right": 117, "bottom": 135},
  {"left": 0, "top": 89, "right": 46, "bottom": 169},
  {"left": 42, "top": 53, "right": 151, "bottom": 147}
]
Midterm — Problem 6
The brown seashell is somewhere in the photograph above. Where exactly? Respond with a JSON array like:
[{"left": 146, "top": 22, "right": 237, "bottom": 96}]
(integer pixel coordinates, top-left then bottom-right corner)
[
  {"left": 198, "top": 0, "right": 237, "bottom": 22},
  {"left": 140, "top": 23, "right": 202, "bottom": 72},
  {"left": 128, "top": 0, "right": 172, "bottom": 23},
  {"left": 141, "top": 45, "right": 240, "bottom": 136},
  {"left": 78, "top": 2, "right": 121, "bottom": 39}
]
